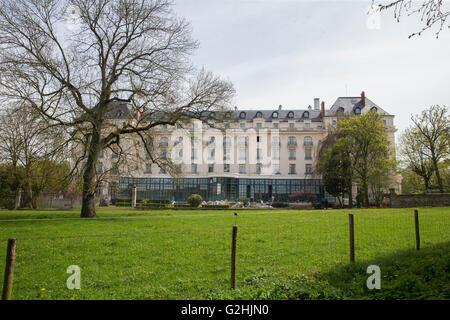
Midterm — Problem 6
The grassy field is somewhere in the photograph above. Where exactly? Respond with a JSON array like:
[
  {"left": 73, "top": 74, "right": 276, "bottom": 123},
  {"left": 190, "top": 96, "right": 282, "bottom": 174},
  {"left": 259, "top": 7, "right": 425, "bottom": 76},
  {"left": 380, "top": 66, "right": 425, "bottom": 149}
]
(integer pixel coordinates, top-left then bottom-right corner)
[{"left": 0, "top": 206, "right": 449, "bottom": 300}]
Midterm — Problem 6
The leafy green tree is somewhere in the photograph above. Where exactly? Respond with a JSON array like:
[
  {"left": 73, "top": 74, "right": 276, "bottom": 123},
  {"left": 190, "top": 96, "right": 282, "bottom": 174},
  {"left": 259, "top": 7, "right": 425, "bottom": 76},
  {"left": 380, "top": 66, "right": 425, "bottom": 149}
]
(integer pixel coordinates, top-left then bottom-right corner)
[
  {"left": 316, "top": 141, "right": 352, "bottom": 208},
  {"left": 328, "top": 112, "right": 394, "bottom": 207},
  {"left": 410, "top": 105, "right": 449, "bottom": 193},
  {"left": 188, "top": 194, "right": 203, "bottom": 208},
  {"left": 399, "top": 128, "right": 435, "bottom": 191}
]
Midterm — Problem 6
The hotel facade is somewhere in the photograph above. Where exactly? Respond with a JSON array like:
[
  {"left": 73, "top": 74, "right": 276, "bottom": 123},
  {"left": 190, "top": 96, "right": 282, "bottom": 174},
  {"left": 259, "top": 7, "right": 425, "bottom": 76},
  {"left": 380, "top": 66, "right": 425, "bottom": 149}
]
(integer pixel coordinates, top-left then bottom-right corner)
[{"left": 97, "top": 92, "right": 399, "bottom": 203}]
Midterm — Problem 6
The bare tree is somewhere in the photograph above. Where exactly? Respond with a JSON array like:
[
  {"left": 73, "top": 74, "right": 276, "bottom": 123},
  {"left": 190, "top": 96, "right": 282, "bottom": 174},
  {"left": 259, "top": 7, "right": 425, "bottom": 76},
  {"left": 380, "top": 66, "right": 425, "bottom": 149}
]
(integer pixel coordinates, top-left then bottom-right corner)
[
  {"left": 399, "top": 127, "right": 435, "bottom": 190},
  {"left": 375, "top": 0, "right": 450, "bottom": 37},
  {"left": 410, "top": 105, "right": 449, "bottom": 192},
  {"left": 0, "top": 105, "right": 66, "bottom": 208},
  {"left": 0, "top": 0, "right": 235, "bottom": 217}
]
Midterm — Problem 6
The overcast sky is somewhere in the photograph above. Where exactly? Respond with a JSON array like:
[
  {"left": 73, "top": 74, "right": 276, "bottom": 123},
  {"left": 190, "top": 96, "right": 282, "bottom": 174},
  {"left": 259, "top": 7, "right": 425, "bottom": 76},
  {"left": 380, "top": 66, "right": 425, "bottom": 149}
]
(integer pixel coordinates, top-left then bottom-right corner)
[{"left": 174, "top": 0, "right": 450, "bottom": 141}]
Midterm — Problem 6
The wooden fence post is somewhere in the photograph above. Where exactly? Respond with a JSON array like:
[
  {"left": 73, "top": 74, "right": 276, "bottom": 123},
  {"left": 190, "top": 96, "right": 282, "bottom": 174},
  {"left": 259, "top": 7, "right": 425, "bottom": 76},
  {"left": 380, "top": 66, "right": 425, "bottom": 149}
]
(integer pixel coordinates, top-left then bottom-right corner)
[
  {"left": 230, "top": 225, "right": 238, "bottom": 289},
  {"left": 414, "top": 210, "right": 420, "bottom": 251},
  {"left": 2, "top": 238, "right": 17, "bottom": 300},
  {"left": 349, "top": 214, "right": 355, "bottom": 263}
]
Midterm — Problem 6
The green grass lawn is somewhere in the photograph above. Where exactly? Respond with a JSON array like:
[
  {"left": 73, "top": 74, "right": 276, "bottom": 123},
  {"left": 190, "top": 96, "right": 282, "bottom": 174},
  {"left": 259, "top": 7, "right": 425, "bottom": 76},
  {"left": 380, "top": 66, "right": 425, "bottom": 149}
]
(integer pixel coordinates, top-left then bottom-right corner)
[{"left": 0, "top": 206, "right": 449, "bottom": 300}]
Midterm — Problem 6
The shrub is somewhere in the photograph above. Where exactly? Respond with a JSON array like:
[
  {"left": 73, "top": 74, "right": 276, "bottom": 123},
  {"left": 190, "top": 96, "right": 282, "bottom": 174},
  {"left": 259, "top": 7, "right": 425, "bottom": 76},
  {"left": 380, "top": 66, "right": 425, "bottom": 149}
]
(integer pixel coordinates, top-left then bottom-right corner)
[
  {"left": 0, "top": 198, "right": 15, "bottom": 210},
  {"left": 202, "top": 204, "right": 230, "bottom": 209},
  {"left": 188, "top": 194, "right": 203, "bottom": 208},
  {"left": 174, "top": 203, "right": 191, "bottom": 208},
  {"left": 272, "top": 202, "right": 289, "bottom": 208}
]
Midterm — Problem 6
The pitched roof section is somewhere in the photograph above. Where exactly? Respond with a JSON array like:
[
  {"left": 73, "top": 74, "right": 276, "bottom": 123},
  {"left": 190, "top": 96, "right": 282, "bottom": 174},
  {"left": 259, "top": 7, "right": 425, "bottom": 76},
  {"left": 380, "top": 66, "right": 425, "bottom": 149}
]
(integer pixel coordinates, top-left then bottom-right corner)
[
  {"left": 104, "top": 95, "right": 392, "bottom": 120},
  {"left": 233, "top": 109, "right": 323, "bottom": 122},
  {"left": 328, "top": 97, "right": 391, "bottom": 116}
]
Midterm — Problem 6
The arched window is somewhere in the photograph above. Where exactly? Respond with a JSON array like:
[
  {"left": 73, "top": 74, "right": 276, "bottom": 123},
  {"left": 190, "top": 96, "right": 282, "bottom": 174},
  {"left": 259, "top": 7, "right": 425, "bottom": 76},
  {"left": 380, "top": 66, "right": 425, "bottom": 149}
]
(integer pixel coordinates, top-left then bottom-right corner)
[
  {"left": 303, "top": 111, "right": 309, "bottom": 119},
  {"left": 371, "top": 107, "right": 377, "bottom": 113},
  {"left": 288, "top": 111, "right": 294, "bottom": 118},
  {"left": 272, "top": 111, "right": 278, "bottom": 118},
  {"left": 256, "top": 111, "right": 263, "bottom": 118},
  {"left": 354, "top": 107, "right": 361, "bottom": 115},
  {"left": 239, "top": 112, "right": 246, "bottom": 119},
  {"left": 304, "top": 136, "right": 313, "bottom": 146},
  {"left": 337, "top": 107, "right": 345, "bottom": 114}
]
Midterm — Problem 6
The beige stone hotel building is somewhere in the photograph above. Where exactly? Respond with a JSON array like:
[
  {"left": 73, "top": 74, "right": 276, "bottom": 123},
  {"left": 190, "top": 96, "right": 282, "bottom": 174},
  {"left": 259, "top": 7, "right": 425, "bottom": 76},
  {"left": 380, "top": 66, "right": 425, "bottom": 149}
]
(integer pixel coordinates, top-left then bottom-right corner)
[{"left": 97, "top": 91, "right": 399, "bottom": 203}]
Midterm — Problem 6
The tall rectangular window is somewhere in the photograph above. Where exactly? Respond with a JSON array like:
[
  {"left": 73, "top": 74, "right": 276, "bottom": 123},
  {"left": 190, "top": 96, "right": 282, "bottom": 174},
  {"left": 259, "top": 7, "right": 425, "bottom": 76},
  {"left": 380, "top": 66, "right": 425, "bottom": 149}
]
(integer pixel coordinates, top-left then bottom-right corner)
[
  {"left": 224, "top": 164, "right": 230, "bottom": 173},
  {"left": 239, "top": 149, "right": 246, "bottom": 160},
  {"left": 208, "top": 164, "right": 214, "bottom": 173},
  {"left": 305, "top": 148, "right": 312, "bottom": 160},
  {"left": 208, "top": 149, "right": 215, "bottom": 160},
  {"left": 305, "top": 164, "right": 312, "bottom": 174},
  {"left": 257, "top": 148, "right": 262, "bottom": 160},
  {"left": 272, "top": 136, "right": 280, "bottom": 146},
  {"left": 289, "top": 149, "right": 296, "bottom": 160},
  {"left": 289, "top": 164, "right": 296, "bottom": 174},
  {"left": 272, "top": 148, "right": 280, "bottom": 160},
  {"left": 224, "top": 149, "right": 231, "bottom": 160}
]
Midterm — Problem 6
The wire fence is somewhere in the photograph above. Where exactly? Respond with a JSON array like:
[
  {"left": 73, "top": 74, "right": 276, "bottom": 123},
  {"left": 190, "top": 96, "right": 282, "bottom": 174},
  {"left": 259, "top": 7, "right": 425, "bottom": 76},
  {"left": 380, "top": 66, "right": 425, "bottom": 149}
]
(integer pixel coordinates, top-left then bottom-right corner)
[{"left": 1, "top": 209, "right": 449, "bottom": 299}]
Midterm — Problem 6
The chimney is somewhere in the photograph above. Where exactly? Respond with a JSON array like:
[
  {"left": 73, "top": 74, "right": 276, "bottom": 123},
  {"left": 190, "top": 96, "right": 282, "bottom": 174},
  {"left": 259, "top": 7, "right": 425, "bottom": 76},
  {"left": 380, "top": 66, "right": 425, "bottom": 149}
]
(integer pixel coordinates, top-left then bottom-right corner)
[
  {"left": 321, "top": 101, "right": 325, "bottom": 117},
  {"left": 278, "top": 104, "right": 282, "bottom": 111},
  {"left": 314, "top": 98, "right": 320, "bottom": 110},
  {"left": 361, "top": 91, "right": 365, "bottom": 107}
]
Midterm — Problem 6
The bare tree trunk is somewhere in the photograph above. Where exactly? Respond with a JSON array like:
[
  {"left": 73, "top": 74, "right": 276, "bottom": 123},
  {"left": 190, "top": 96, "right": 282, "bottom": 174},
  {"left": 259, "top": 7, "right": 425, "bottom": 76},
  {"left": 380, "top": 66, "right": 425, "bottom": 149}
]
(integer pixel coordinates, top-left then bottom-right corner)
[
  {"left": 362, "top": 178, "right": 369, "bottom": 207},
  {"left": 14, "top": 188, "right": 21, "bottom": 210},
  {"left": 431, "top": 154, "right": 444, "bottom": 193},
  {"left": 80, "top": 131, "right": 101, "bottom": 218},
  {"left": 424, "top": 176, "right": 430, "bottom": 191},
  {"left": 348, "top": 178, "right": 353, "bottom": 209}
]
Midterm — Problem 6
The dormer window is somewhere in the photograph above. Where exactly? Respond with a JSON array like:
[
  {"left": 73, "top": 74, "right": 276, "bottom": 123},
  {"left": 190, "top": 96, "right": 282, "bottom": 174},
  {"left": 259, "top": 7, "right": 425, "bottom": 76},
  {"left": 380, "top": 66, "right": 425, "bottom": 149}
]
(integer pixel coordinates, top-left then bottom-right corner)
[
  {"left": 239, "top": 112, "right": 246, "bottom": 119},
  {"left": 354, "top": 107, "right": 361, "bottom": 115},
  {"left": 288, "top": 111, "right": 294, "bottom": 118},
  {"left": 256, "top": 111, "right": 263, "bottom": 118},
  {"left": 209, "top": 112, "right": 216, "bottom": 119},
  {"left": 272, "top": 111, "right": 278, "bottom": 118},
  {"left": 303, "top": 111, "right": 309, "bottom": 119},
  {"left": 371, "top": 107, "right": 377, "bottom": 113}
]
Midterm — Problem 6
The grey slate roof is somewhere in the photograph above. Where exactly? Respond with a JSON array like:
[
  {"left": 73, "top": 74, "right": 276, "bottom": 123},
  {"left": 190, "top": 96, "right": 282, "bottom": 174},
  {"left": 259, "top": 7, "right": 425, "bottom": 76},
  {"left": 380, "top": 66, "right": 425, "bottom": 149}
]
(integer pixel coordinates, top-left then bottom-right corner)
[
  {"left": 231, "top": 109, "right": 323, "bottom": 122},
  {"left": 328, "top": 97, "right": 391, "bottom": 116},
  {"left": 104, "top": 96, "right": 392, "bottom": 120}
]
